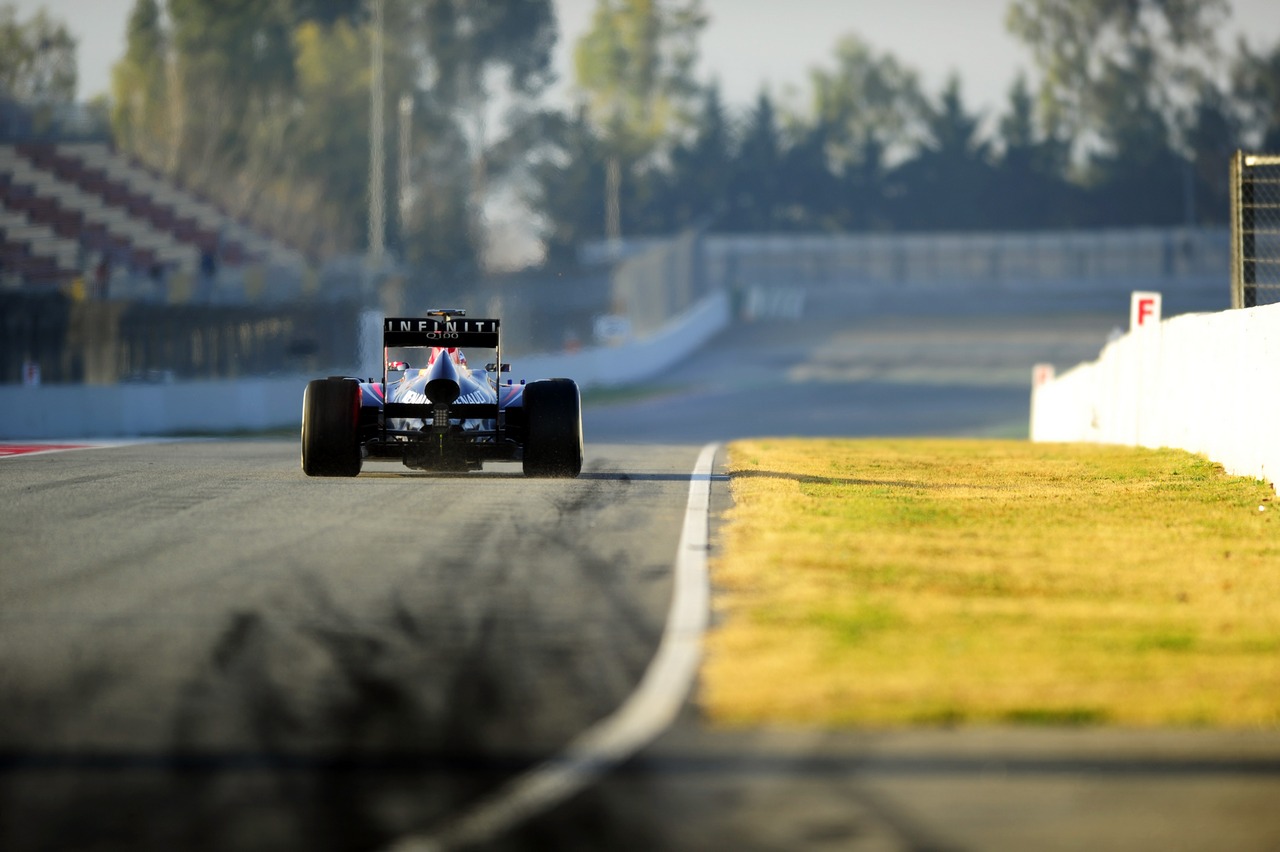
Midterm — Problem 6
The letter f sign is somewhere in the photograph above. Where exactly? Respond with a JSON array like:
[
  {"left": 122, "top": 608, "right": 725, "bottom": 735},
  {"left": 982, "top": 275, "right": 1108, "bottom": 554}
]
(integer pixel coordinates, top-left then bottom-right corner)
[{"left": 1130, "top": 291, "right": 1162, "bottom": 331}]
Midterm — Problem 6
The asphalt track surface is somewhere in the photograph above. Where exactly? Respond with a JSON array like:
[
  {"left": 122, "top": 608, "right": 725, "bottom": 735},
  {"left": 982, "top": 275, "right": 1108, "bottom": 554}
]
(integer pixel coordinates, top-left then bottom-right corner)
[
  {"left": 4, "top": 285, "right": 1280, "bottom": 851},
  {"left": 1, "top": 439, "right": 703, "bottom": 851}
]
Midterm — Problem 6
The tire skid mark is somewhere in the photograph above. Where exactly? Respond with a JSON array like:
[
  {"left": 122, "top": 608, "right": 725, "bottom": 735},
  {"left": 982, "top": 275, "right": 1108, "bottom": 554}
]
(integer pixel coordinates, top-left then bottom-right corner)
[
  {"left": 388, "top": 443, "right": 719, "bottom": 852},
  {"left": 2, "top": 446, "right": 697, "bottom": 852}
]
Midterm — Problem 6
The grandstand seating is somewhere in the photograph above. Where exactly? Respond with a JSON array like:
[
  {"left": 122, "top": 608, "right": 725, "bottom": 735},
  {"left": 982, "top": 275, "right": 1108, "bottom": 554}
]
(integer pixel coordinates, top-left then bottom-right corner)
[{"left": 0, "top": 142, "right": 303, "bottom": 294}]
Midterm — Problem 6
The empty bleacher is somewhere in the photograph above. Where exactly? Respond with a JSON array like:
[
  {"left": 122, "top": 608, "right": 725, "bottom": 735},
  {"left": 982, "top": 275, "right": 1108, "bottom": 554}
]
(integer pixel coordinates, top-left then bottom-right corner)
[
  {"left": 60, "top": 143, "right": 303, "bottom": 271},
  {"left": 0, "top": 142, "right": 303, "bottom": 297},
  {"left": 0, "top": 151, "right": 80, "bottom": 288}
]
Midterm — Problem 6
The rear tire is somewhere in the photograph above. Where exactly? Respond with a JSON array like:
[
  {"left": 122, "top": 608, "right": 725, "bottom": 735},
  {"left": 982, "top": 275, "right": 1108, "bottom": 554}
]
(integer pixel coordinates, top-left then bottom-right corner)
[
  {"left": 301, "top": 378, "right": 362, "bottom": 477},
  {"left": 522, "top": 378, "right": 583, "bottom": 478}
]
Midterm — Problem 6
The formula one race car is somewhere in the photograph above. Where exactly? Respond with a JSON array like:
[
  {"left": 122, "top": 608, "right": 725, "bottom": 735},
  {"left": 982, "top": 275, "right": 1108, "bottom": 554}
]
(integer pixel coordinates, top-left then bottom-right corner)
[{"left": 301, "top": 309, "right": 583, "bottom": 477}]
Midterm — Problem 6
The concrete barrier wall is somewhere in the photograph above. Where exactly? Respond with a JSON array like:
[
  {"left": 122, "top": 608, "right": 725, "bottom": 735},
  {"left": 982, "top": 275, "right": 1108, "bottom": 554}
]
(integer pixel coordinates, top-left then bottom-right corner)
[
  {"left": 0, "top": 376, "right": 311, "bottom": 439},
  {"left": 1031, "top": 301, "right": 1280, "bottom": 487},
  {"left": 0, "top": 291, "right": 730, "bottom": 439},
  {"left": 510, "top": 289, "right": 729, "bottom": 387}
]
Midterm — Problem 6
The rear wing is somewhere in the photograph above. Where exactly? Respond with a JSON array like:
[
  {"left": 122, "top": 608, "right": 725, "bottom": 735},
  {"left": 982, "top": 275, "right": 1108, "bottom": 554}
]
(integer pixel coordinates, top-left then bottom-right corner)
[
  {"left": 380, "top": 313, "right": 505, "bottom": 437},
  {"left": 383, "top": 317, "right": 500, "bottom": 348}
]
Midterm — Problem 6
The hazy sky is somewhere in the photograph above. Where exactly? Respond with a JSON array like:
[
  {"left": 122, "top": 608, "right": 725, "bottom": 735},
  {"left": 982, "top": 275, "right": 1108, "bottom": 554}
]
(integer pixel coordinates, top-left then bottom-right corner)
[{"left": 16, "top": 0, "right": 1280, "bottom": 117}]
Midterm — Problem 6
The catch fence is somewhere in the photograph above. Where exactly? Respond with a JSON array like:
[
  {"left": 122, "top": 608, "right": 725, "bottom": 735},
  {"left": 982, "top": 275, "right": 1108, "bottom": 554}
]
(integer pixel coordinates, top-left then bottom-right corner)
[{"left": 1231, "top": 151, "right": 1280, "bottom": 308}]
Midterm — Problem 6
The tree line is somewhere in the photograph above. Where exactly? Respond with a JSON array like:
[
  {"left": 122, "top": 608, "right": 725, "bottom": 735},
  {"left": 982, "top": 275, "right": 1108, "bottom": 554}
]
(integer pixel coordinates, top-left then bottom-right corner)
[
  {"left": 544, "top": 0, "right": 1280, "bottom": 261},
  {"left": 3, "top": 0, "right": 1280, "bottom": 292}
]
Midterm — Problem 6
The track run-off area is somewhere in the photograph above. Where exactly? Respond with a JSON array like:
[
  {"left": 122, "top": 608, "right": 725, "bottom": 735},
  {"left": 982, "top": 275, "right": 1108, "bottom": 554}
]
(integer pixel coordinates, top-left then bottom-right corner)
[{"left": 4, "top": 287, "right": 1280, "bottom": 851}]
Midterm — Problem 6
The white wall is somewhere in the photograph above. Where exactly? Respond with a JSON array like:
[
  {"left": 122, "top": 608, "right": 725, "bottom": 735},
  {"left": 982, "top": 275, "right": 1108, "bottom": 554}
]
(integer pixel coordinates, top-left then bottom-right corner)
[
  {"left": 1031, "top": 301, "right": 1280, "bottom": 487},
  {"left": 0, "top": 377, "right": 312, "bottom": 439},
  {"left": 0, "top": 291, "right": 730, "bottom": 440},
  {"left": 511, "top": 289, "right": 729, "bottom": 386}
]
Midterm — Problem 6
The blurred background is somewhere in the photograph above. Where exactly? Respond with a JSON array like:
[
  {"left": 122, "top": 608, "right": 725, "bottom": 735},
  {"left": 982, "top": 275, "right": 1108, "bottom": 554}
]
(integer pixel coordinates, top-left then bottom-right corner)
[{"left": 2, "top": 0, "right": 1278, "bottom": 385}]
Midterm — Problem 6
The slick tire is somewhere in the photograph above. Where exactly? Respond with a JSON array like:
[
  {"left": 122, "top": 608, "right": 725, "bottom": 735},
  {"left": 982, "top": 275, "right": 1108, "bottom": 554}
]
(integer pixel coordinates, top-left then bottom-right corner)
[
  {"left": 522, "top": 378, "right": 583, "bottom": 478},
  {"left": 301, "top": 378, "right": 362, "bottom": 477}
]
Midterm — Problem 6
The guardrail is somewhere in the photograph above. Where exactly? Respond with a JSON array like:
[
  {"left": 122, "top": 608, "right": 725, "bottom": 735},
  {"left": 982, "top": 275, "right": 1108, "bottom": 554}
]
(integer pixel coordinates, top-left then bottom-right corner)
[
  {"left": 704, "top": 227, "right": 1228, "bottom": 290},
  {"left": 1031, "top": 301, "right": 1280, "bottom": 489}
]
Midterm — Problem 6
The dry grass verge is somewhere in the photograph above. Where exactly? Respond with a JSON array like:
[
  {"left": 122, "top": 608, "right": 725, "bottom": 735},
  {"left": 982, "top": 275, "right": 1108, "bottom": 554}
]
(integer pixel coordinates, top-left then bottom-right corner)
[{"left": 704, "top": 439, "right": 1280, "bottom": 727}]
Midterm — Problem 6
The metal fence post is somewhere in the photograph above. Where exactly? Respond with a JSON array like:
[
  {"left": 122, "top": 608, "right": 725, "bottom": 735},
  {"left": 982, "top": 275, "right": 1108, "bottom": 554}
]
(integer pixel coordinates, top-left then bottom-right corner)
[{"left": 1242, "top": 153, "right": 1257, "bottom": 308}]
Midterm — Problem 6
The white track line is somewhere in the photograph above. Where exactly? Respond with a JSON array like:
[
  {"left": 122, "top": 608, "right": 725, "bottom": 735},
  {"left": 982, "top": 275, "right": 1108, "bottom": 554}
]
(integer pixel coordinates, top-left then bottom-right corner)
[{"left": 388, "top": 442, "right": 720, "bottom": 852}]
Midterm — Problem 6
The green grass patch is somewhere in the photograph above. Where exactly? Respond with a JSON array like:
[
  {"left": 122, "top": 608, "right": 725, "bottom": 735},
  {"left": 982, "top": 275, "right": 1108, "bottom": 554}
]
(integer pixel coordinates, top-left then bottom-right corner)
[{"left": 704, "top": 439, "right": 1280, "bottom": 728}]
